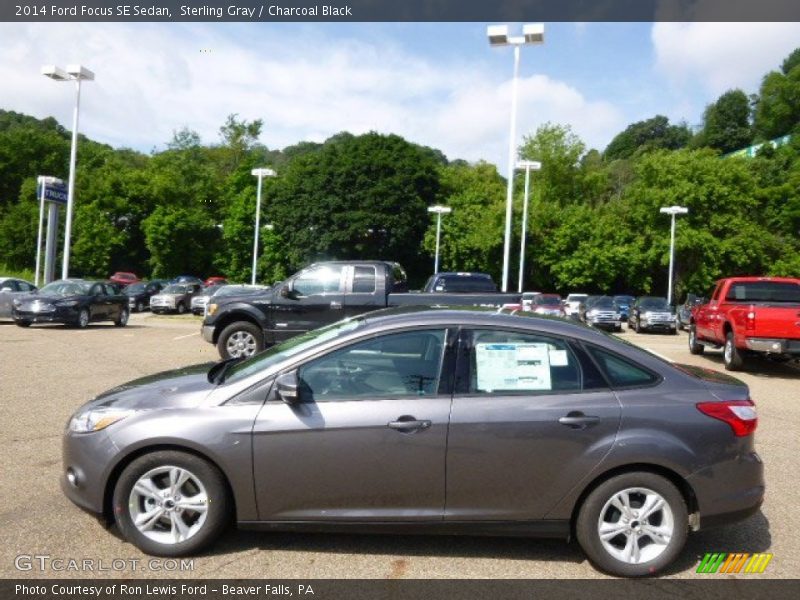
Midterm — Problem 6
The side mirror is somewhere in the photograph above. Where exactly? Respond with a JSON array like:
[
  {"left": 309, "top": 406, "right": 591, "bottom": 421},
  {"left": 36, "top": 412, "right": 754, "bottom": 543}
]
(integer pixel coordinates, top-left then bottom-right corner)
[{"left": 275, "top": 371, "right": 300, "bottom": 404}]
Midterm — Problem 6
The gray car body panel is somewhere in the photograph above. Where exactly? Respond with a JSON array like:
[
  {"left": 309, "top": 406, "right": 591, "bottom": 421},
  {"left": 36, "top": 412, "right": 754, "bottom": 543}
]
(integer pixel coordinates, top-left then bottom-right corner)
[{"left": 62, "top": 308, "right": 764, "bottom": 536}]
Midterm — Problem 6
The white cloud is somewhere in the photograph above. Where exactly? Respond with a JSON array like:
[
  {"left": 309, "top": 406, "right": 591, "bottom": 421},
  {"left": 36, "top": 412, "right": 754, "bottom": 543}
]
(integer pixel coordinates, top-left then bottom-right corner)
[
  {"left": 652, "top": 22, "right": 800, "bottom": 96},
  {"left": 0, "top": 23, "right": 623, "bottom": 169}
]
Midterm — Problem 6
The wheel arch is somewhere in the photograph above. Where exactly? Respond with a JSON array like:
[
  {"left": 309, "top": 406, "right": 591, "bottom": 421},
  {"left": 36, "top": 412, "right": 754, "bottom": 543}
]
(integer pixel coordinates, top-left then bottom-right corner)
[
  {"left": 568, "top": 463, "right": 699, "bottom": 539},
  {"left": 210, "top": 311, "right": 264, "bottom": 345},
  {"left": 102, "top": 444, "right": 238, "bottom": 527}
]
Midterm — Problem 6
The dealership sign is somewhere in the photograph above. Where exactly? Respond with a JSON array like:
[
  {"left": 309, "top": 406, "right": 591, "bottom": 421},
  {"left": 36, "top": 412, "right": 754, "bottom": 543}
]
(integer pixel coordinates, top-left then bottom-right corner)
[{"left": 37, "top": 180, "right": 68, "bottom": 204}]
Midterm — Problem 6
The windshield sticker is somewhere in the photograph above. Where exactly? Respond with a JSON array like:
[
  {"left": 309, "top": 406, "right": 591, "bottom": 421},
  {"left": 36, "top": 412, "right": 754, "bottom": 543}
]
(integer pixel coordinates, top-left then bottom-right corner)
[{"left": 475, "top": 343, "right": 552, "bottom": 392}]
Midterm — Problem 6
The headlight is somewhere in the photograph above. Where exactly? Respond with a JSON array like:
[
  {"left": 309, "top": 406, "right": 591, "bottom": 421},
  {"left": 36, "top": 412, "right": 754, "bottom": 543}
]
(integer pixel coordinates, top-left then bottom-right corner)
[
  {"left": 55, "top": 300, "right": 79, "bottom": 307},
  {"left": 588, "top": 309, "right": 598, "bottom": 317},
  {"left": 207, "top": 303, "right": 218, "bottom": 316},
  {"left": 644, "top": 311, "right": 654, "bottom": 318},
  {"left": 68, "top": 407, "right": 137, "bottom": 434},
  {"left": 12, "top": 299, "right": 22, "bottom": 307}
]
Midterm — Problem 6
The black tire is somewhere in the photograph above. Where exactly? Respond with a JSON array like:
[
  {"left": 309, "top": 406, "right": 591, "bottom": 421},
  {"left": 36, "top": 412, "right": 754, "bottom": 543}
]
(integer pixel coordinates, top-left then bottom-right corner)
[
  {"left": 176, "top": 302, "right": 187, "bottom": 315},
  {"left": 576, "top": 472, "right": 688, "bottom": 577},
  {"left": 15, "top": 320, "right": 31, "bottom": 328},
  {"left": 76, "top": 308, "right": 90, "bottom": 329},
  {"left": 217, "top": 321, "right": 264, "bottom": 360},
  {"left": 113, "top": 451, "right": 231, "bottom": 557},
  {"left": 723, "top": 331, "right": 744, "bottom": 371},
  {"left": 688, "top": 325, "right": 704, "bottom": 355},
  {"left": 633, "top": 318, "right": 641, "bottom": 333},
  {"left": 136, "top": 301, "right": 145, "bottom": 313},
  {"left": 115, "top": 307, "right": 129, "bottom": 327}
]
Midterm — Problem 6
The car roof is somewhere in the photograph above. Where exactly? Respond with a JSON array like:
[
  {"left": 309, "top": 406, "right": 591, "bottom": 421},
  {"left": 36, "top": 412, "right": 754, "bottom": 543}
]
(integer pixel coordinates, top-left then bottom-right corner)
[{"left": 358, "top": 306, "right": 613, "bottom": 344}]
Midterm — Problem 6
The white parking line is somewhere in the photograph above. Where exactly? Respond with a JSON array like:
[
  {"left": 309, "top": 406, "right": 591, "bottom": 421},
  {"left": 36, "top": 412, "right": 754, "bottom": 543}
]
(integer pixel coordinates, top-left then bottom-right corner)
[{"left": 172, "top": 332, "right": 199, "bottom": 340}]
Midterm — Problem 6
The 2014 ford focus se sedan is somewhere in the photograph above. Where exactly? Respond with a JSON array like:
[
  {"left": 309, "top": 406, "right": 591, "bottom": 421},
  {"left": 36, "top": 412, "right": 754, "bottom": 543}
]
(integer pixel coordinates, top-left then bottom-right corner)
[{"left": 61, "top": 307, "right": 764, "bottom": 577}]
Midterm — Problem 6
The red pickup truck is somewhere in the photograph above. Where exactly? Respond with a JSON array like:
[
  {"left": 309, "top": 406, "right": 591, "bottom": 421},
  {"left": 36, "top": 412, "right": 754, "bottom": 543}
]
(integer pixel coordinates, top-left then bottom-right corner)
[{"left": 688, "top": 276, "right": 800, "bottom": 370}]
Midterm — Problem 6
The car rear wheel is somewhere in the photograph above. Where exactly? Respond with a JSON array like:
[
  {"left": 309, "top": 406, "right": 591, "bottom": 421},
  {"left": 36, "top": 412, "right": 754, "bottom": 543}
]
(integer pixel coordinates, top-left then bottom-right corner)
[
  {"left": 113, "top": 451, "right": 230, "bottom": 556},
  {"left": 723, "top": 332, "right": 744, "bottom": 371},
  {"left": 218, "top": 322, "right": 263, "bottom": 360},
  {"left": 136, "top": 301, "right": 145, "bottom": 313},
  {"left": 688, "top": 326, "right": 704, "bottom": 355},
  {"left": 576, "top": 472, "right": 688, "bottom": 577},
  {"left": 115, "top": 308, "right": 129, "bottom": 327}
]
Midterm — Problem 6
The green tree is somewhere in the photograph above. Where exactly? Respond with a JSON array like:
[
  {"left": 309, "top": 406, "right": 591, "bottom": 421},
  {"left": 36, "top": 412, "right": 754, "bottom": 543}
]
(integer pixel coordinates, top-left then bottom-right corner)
[
  {"left": 142, "top": 205, "right": 220, "bottom": 277},
  {"left": 697, "top": 89, "right": 752, "bottom": 153},
  {"left": 753, "top": 48, "right": 800, "bottom": 139},
  {"left": 604, "top": 115, "right": 691, "bottom": 161},
  {"left": 519, "top": 123, "right": 586, "bottom": 205}
]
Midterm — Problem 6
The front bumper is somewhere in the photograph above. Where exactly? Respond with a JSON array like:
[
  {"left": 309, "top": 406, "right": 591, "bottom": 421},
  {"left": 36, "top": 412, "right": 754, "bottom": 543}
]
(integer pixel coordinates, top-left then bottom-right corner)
[
  {"left": 640, "top": 319, "right": 676, "bottom": 330},
  {"left": 745, "top": 337, "right": 800, "bottom": 355},
  {"left": 13, "top": 306, "right": 79, "bottom": 324},
  {"left": 201, "top": 324, "right": 216, "bottom": 344},
  {"left": 589, "top": 318, "right": 621, "bottom": 329},
  {"left": 687, "top": 451, "right": 765, "bottom": 530},
  {"left": 61, "top": 429, "right": 120, "bottom": 516}
]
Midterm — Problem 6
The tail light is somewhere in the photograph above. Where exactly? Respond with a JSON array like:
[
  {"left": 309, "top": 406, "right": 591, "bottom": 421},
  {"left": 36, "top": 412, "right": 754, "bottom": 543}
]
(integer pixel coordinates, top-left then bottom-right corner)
[
  {"left": 696, "top": 400, "right": 757, "bottom": 436},
  {"left": 745, "top": 308, "right": 756, "bottom": 333}
]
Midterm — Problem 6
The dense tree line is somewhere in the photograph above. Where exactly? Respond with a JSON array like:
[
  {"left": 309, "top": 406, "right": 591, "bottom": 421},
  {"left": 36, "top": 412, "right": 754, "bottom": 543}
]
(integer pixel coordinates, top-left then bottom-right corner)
[{"left": 1, "top": 48, "right": 799, "bottom": 297}]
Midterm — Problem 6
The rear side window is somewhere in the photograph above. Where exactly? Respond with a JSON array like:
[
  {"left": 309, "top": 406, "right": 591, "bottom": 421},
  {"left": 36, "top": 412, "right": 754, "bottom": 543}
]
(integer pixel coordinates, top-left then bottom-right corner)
[
  {"left": 463, "top": 329, "right": 605, "bottom": 394},
  {"left": 353, "top": 266, "right": 376, "bottom": 293},
  {"left": 586, "top": 346, "right": 659, "bottom": 388}
]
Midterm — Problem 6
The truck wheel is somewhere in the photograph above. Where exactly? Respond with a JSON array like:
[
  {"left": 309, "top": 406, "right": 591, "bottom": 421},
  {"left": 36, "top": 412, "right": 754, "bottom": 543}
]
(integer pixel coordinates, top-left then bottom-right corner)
[
  {"left": 177, "top": 302, "right": 186, "bottom": 315},
  {"left": 723, "top": 332, "right": 744, "bottom": 371},
  {"left": 218, "top": 322, "right": 263, "bottom": 360},
  {"left": 688, "top": 326, "right": 704, "bottom": 355}
]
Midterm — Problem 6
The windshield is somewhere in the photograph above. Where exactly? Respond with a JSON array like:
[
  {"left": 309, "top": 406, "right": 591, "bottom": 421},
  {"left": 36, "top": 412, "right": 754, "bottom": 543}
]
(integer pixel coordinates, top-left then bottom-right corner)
[
  {"left": 224, "top": 318, "right": 365, "bottom": 384},
  {"left": 640, "top": 298, "right": 670, "bottom": 310},
  {"left": 724, "top": 281, "right": 800, "bottom": 303},
  {"left": 125, "top": 283, "right": 145, "bottom": 294},
  {"left": 163, "top": 285, "right": 187, "bottom": 294},
  {"left": 591, "top": 297, "right": 618, "bottom": 309},
  {"left": 534, "top": 295, "right": 561, "bottom": 306},
  {"left": 614, "top": 296, "right": 635, "bottom": 305},
  {"left": 39, "top": 281, "right": 90, "bottom": 296},
  {"left": 567, "top": 294, "right": 587, "bottom": 302}
]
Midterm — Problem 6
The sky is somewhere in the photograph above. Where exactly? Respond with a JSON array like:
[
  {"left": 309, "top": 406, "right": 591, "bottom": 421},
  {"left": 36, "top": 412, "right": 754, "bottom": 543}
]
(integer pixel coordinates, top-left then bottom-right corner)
[{"left": 1, "top": 21, "right": 799, "bottom": 171}]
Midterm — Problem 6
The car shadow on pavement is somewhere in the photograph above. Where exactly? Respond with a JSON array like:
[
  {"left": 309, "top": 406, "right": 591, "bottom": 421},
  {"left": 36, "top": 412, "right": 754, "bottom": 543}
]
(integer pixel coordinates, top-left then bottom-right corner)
[{"left": 700, "top": 352, "right": 800, "bottom": 380}]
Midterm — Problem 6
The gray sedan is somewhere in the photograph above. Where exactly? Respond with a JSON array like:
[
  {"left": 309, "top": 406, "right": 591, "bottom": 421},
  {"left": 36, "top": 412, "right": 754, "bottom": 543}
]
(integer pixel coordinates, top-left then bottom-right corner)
[
  {"left": 0, "top": 277, "right": 37, "bottom": 318},
  {"left": 61, "top": 308, "right": 763, "bottom": 577}
]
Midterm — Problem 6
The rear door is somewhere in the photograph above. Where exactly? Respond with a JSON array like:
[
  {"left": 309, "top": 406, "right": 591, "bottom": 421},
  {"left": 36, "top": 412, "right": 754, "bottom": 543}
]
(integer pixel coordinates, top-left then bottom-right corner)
[
  {"left": 445, "top": 328, "right": 621, "bottom": 520},
  {"left": 0, "top": 279, "right": 19, "bottom": 317},
  {"left": 276, "top": 264, "right": 346, "bottom": 336},
  {"left": 343, "top": 264, "right": 384, "bottom": 319}
]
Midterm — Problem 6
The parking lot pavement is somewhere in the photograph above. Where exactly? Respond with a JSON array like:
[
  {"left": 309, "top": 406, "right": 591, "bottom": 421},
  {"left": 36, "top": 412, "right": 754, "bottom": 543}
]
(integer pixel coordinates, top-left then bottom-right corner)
[{"left": 0, "top": 316, "right": 796, "bottom": 579}]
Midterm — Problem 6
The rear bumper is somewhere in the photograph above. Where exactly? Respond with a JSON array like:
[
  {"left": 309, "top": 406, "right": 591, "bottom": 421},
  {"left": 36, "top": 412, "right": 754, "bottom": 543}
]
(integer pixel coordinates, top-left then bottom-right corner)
[
  {"left": 744, "top": 337, "right": 800, "bottom": 355},
  {"left": 687, "top": 451, "right": 765, "bottom": 529}
]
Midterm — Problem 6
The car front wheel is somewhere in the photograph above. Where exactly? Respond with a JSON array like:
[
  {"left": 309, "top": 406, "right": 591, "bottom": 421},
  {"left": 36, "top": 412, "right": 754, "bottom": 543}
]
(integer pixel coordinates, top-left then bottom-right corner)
[
  {"left": 688, "top": 325, "right": 704, "bottom": 355},
  {"left": 113, "top": 451, "right": 230, "bottom": 556},
  {"left": 76, "top": 308, "right": 89, "bottom": 329},
  {"left": 576, "top": 472, "right": 688, "bottom": 577},
  {"left": 218, "top": 322, "right": 263, "bottom": 360},
  {"left": 176, "top": 302, "right": 186, "bottom": 315},
  {"left": 115, "top": 308, "right": 129, "bottom": 327}
]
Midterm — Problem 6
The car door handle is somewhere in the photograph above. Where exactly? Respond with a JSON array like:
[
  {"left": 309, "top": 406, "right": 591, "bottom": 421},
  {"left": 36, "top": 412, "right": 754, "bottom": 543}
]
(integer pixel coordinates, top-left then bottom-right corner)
[
  {"left": 388, "top": 418, "right": 431, "bottom": 432},
  {"left": 558, "top": 413, "right": 600, "bottom": 429}
]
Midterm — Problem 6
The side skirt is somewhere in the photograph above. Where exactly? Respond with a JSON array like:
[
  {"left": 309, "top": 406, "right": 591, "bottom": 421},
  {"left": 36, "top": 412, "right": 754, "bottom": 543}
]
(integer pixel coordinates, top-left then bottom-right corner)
[{"left": 237, "top": 519, "right": 570, "bottom": 539}]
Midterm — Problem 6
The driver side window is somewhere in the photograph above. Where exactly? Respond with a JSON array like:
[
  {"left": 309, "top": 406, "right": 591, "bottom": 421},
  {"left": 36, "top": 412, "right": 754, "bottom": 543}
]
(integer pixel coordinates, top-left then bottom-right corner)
[
  {"left": 298, "top": 330, "right": 446, "bottom": 402},
  {"left": 293, "top": 265, "right": 343, "bottom": 296}
]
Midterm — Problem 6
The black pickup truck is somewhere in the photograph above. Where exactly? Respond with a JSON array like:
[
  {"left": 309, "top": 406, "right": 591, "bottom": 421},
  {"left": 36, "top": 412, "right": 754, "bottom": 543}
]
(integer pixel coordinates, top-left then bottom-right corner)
[{"left": 202, "top": 260, "right": 521, "bottom": 359}]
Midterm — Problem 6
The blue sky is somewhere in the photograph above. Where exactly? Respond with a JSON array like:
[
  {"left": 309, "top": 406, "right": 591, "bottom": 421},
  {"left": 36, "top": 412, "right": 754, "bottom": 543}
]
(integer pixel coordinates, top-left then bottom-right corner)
[{"left": 1, "top": 22, "right": 798, "bottom": 170}]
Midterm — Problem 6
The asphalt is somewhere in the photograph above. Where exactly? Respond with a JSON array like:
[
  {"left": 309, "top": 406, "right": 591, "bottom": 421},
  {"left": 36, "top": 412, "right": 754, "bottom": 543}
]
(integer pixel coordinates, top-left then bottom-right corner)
[{"left": 0, "top": 313, "right": 797, "bottom": 579}]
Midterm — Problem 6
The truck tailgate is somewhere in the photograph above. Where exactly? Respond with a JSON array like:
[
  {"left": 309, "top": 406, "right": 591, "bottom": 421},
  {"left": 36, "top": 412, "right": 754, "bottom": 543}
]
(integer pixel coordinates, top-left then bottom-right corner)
[{"left": 749, "top": 305, "right": 800, "bottom": 339}]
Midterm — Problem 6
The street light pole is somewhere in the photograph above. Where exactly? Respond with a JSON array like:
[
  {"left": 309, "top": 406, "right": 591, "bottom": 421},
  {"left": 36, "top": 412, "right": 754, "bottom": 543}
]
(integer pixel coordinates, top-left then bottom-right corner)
[
  {"left": 42, "top": 64, "right": 94, "bottom": 279},
  {"left": 251, "top": 168, "right": 276, "bottom": 285},
  {"left": 488, "top": 24, "right": 545, "bottom": 292},
  {"left": 427, "top": 205, "right": 452, "bottom": 274},
  {"left": 659, "top": 205, "right": 689, "bottom": 305},
  {"left": 516, "top": 160, "right": 541, "bottom": 293}
]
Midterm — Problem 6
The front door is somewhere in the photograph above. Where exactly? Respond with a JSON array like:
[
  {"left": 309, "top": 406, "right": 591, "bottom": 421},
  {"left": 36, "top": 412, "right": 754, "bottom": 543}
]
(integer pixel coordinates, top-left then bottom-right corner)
[
  {"left": 445, "top": 328, "right": 621, "bottom": 521},
  {"left": 252, "top": 328, "right": 453, "bottom": 521}
]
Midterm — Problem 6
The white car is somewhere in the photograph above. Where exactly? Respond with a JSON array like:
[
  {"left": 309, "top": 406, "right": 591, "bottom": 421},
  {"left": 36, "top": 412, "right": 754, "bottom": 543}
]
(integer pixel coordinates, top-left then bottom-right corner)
[{"left": 564, "top": 293, "right": 588, "bottom": 318}]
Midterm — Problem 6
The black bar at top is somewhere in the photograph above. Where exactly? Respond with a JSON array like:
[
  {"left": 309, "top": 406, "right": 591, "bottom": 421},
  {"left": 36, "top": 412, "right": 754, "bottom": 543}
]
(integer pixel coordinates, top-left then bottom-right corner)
[{"left": 3, "top": 0, "right": 800, "bottom": 22}]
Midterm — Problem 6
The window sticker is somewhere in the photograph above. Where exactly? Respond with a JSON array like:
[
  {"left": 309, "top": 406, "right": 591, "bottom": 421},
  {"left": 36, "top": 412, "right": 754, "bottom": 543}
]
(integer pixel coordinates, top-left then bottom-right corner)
[
  {"left": 475, "top": 343, "right": 552, "bottom": 392},
  {"left": 548, "top": 349, "right": 569, "bottom": 367}
]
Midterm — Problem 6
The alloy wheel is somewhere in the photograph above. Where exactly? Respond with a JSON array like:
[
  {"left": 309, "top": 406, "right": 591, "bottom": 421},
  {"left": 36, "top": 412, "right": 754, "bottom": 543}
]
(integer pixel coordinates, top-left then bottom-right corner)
[
  {"left": 226, "top": 331, "right": 257, "bottom": 358},
  {"left": 128, "top": 466, "right": 209, "bottom": 545}
]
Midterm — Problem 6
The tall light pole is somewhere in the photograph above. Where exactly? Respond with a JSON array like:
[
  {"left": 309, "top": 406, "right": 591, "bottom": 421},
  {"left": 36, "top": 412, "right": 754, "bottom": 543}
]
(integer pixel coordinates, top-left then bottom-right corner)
[
  {"left": 488, "top": 23, "right": 545, "bottom": 292},
  {"left": 659, "top": 205, "right": 689, "bottom": 305},
  {"left": 516, "top": 160, "right": 541, "bottom": 293},
  {"left": 427, "top": 205, "right": 452, "bottom": 274},
  {"left": 251, "top": 168, "right": 276, "bottom": 285},
  {"left": 42, "top": 64, "right": 94, "bottom": 279}
]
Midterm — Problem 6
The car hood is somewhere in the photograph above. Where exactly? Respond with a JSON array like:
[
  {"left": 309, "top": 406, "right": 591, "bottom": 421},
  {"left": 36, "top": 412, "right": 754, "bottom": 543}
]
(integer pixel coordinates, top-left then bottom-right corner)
[
  {"left": 153, "top": 293, "right": 184, "bottom": 299},
  {"left": 85, "top": 363, "right": 216, "bottom": 411},
  {"left": 18, "top": 293, "right": 80, "bottom": 303}
]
